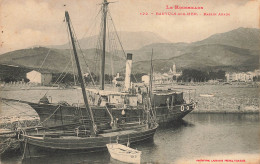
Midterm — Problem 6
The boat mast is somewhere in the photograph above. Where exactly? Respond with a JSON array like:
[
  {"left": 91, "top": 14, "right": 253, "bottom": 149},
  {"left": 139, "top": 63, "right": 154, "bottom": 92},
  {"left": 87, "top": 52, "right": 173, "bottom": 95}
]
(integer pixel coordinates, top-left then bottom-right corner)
[
  {"left": 65, "top": 11, "right": 96, "bottom": 135},
  {"left": 100, "top": 0, "right": 109, "bottom": 90},
  {"left": 149, "top": 49, "right": 153, "bottom": 99},
  {"left": 148, "top": 49, "right": 154, "bottom": 126}
]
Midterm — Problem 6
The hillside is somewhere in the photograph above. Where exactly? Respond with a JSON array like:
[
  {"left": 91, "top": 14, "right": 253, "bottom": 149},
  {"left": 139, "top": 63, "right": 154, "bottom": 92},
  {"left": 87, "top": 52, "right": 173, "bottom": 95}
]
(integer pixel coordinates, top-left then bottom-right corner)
[
  {"left": 0, "top": 47, "right": 126, "bottom": 75},
  {"left": 50, "top": 31, "right": 169, "bottom": 50},
  {"left": 125, "top": 27, "right": 260, "bottom": 62},
  {"left": 130, "top": 27, "right": 260, "bottom": 72},
  {"left": 0, "top": 64, "right": 32, "bottom": 82},
  {"left": 193, "top": 27, "right": 260, "bottom": 50},
  {"left": 132, "top": 44, "right": 259, "bottom": 73},
  {"left": 0, "top": 27, "right": 259, "bottom": 75},
  {"left": 126, "top": 42, "right": 189, "bottom": 61}
]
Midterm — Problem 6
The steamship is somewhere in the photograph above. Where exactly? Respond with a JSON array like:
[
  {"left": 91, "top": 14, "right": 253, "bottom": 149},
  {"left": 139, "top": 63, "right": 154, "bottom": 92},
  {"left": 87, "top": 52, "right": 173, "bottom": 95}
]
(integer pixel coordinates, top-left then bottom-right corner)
[{"left": 24, "top": 51, "right": 196, "bottom": 129}]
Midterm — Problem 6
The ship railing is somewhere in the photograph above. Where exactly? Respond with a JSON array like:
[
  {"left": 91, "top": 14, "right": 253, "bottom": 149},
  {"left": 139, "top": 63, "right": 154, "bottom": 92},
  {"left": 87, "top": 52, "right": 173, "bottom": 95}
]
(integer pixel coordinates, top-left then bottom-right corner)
[{"left": 79, "top": 116, "right": 143, "bottom": 124}]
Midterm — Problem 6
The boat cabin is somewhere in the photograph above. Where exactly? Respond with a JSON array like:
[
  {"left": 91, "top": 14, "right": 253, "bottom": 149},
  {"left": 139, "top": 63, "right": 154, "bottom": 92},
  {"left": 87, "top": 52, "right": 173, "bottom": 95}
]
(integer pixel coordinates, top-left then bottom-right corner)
[
  {"left": 86, "top": 89, "right": 139, "bottom": 107},
  {"left": 153, "top": 90, "right": 184, "bottom": 107}
]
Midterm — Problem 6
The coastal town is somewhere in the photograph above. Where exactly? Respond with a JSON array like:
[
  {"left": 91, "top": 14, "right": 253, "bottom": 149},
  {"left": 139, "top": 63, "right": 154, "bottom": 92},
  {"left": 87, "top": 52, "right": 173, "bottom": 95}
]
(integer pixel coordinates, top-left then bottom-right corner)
[{"left": 1, "top": 63, "right": 259, "bottom": 86}]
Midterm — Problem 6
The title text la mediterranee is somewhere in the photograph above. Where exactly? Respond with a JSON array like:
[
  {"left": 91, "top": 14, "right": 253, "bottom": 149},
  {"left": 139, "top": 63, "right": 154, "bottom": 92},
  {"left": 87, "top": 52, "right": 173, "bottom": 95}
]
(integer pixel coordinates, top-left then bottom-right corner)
[{"left": 166, "top": 5, "right": 204, "bottom": 10}]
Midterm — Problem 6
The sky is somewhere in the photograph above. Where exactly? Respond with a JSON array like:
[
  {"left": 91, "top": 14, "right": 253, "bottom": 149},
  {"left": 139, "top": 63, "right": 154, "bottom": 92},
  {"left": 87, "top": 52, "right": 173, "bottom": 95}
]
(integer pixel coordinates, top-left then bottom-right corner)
[{"left": 0, "top": 0, "right": 259, "bottom": 54}]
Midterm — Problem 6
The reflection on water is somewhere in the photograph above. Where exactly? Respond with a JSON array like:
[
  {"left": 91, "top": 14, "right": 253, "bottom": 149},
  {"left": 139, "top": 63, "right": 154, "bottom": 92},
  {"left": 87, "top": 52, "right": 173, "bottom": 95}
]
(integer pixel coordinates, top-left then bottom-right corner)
[
  {"left": 1, "top": 114, "right": 259, "bottom": 164},
  {"left": 22, "top": 151, "right": 110, "bottom": 164}
]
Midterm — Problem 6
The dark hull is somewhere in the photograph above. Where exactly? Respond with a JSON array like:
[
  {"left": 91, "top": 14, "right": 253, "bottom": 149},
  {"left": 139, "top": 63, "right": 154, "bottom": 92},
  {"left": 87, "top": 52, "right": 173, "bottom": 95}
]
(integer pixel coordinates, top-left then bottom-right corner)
[
  {"left": 28, "top": 103, "right": 194, "bottom": 128},
  {"left": 155, "top": 105, "right": 194, "bottom": 123},
  {"left": 20, "top": 125, "right": 158, "bottom": 158}
]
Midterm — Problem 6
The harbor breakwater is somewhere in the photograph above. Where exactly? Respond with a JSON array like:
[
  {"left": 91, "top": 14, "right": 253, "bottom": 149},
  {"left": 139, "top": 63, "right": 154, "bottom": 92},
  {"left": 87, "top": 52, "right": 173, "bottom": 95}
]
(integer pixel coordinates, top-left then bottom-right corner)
[
  {"left": 191, "top": 94, "right": 259, "bottom": 113},
  {"left": 0, "top": 116, "right": 40, "bottom": 155},
  {"left": 178, "top": 84, "right": 259, "bottom": 114}
]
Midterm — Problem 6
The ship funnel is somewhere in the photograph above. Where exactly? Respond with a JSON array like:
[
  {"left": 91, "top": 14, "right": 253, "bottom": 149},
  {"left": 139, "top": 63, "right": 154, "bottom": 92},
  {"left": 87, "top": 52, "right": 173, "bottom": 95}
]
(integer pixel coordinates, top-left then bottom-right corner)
[{"left": 124, "top": 53, "right": 133, "bottom": 91}]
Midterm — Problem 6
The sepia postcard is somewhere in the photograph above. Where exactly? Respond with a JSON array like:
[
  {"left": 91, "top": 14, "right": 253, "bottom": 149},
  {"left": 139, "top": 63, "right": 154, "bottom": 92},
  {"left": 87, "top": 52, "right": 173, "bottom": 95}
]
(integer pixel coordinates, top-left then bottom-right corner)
[{"left": 0, "top": 0, "right": 259, "bottom": 163}]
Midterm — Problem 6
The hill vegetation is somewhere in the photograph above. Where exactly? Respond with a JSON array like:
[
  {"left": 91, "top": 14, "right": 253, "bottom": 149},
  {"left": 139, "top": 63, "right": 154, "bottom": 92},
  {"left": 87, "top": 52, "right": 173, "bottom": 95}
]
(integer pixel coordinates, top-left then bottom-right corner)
[
  {"left": 0, "top": 27, "right": 259, "bottom": 78},
  {"left": 0, "top": 64, "right": 31, "bottom": 82},
  {"left": 0, "top": 47, "right": 125, "bottom": 75}
]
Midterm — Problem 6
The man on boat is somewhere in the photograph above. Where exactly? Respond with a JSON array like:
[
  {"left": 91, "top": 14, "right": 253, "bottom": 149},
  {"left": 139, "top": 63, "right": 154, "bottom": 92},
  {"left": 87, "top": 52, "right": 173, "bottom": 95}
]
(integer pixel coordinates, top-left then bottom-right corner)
[{"left": 39, "top": 95, "right": 50, "bottom": 104}]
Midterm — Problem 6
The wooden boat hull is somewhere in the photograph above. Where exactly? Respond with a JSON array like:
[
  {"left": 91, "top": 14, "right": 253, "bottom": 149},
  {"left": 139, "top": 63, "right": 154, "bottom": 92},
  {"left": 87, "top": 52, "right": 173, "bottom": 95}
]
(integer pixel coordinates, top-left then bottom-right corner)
[
  {"left": 20, "top": 125, "right": 157, "bottom": 158},
  {"left": 154, "top": 105, "right": 194, "bottom": 123},
  {"left": 28, "top": 103, "right": 195, "bottom": 128}
]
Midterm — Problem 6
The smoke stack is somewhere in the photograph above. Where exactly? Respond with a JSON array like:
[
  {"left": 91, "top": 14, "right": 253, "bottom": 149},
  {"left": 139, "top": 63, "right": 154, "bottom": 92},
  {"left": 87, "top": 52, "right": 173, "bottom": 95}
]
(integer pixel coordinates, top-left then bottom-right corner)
[{"left": 124, "top": 53, "right": 133, "bottom": 91}]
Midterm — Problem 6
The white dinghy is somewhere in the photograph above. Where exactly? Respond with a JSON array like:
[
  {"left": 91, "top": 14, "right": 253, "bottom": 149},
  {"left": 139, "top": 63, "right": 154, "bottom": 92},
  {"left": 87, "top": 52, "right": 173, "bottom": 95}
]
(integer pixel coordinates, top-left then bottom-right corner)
[{"left": 106, "top": 142, "right": 141, "bottom": 164}]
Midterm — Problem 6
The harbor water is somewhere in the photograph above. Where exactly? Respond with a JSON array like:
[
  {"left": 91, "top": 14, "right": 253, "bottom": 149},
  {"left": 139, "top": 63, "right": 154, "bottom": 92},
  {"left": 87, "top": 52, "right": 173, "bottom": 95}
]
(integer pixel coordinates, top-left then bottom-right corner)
[{"left": 1, "top": 113, "right": 259, "bottom": 164}]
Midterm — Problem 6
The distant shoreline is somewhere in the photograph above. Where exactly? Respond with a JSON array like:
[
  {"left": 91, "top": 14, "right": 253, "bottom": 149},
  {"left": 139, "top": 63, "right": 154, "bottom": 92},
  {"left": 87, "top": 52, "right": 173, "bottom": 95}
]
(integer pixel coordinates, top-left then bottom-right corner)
[
  {"left": 1, "top": 81, "right": 259, "bottom": 91},
  {"left": 191, "top": 110, "right": 259, "bottom": 114}
]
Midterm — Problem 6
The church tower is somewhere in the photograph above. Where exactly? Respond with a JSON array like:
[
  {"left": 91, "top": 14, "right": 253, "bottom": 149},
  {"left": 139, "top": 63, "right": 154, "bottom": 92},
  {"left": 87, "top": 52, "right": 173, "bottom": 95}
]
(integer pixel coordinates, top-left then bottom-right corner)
[{"left": 172, "top": 63, "right": 176, "bottom": 74}]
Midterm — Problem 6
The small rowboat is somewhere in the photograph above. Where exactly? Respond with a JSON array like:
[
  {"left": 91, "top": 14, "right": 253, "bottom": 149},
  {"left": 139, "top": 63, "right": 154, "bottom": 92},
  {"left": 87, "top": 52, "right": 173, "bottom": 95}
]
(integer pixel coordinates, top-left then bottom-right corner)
[{"left": 106, "top": 143, "right": 141, "bottom": 164}]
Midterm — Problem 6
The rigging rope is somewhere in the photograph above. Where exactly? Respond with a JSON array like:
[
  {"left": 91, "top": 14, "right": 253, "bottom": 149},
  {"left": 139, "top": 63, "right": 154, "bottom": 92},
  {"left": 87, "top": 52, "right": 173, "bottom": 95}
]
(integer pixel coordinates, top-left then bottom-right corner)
[
  {"left": 108, "top": 9, "right": 126, "bottom": 58},
  {"left": 35, "top": 17, "right": 78, "bottom": 96},
  {"left": 70, "top": 19, "right": 97, "bottom": 88},
  {"left": 81, "top": 5, "right": 102, "bottom": 39},
  {"left": 94, "top": 3, "right": 107, "bottom": 80},
  {"left": 65, "top": 16, "right": 97, "bottom": 131},
  {"left": 18, "top": 17, "right": 67, "bottom": 91},
  {"left": 43, "top": 59, "right": 73, "bottom": 97},
  {"left": 25, "top": 48, "right": 51, "bottom": 90},
  {"left": 107, "top": 17, "right": 115, "bottom": 82},
  {"left": 108, "top": 8, "right": 141, "bottom": 84},
  {"left": 68, "top": 30, "right": 78, "bottom": 86},
  {"left": 37, "top": 105, "right": 61, "bottom": 126}
]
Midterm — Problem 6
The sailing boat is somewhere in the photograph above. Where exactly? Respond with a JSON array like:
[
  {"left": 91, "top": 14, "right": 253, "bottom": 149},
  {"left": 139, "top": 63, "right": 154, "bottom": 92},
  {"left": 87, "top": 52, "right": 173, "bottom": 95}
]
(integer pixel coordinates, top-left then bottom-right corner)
[
  {"left": 18, "top": 10, "right": 158, "bottom": 157},
  {"left": 2, "top": 0, "right": 195, "bottom": 131}
]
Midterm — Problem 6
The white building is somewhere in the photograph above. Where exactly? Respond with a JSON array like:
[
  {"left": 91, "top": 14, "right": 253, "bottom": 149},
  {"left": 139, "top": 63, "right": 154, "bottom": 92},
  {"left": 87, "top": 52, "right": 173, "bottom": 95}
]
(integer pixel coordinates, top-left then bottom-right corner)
[
  {"left": 141, "top": 63, "right": 182, "bottom": 84},
  {"left": 254, "top": 69, "right": 260, "bottom": 76},
  {"left": 142, "top": 73, "right": 170, "bottom": 84},
  {"left": 141, "top": 75, "right": 150, "bottom": 84},
  {"left": 26, "top": 70, "right": 52, "bottom": 85},
  {"left": 153, "top": 72, "right": 172, "bottom": 84},
  {"left": 225, "top": 71, "right": 256, "bottom": 82}
]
